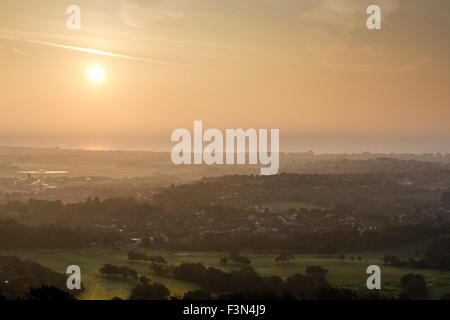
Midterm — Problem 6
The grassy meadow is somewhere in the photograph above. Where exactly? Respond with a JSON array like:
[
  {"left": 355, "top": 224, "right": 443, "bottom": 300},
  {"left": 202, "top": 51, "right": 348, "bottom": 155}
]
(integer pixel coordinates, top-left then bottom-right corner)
[{"left": 1, "top": 244, "right": 449, "bottom": 300}]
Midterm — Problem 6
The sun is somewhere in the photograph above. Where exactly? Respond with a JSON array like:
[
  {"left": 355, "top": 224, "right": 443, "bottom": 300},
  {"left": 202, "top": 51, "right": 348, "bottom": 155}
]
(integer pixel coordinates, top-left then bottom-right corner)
[{"left": 88, "top": 66, "right": 104, "bottom": 83}]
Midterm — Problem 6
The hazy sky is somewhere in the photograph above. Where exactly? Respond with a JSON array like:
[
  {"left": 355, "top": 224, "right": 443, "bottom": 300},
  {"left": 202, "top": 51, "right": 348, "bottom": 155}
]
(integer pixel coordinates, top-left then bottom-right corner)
[{"left": 0, "top": 0, "right": 449, "bottom": 153}]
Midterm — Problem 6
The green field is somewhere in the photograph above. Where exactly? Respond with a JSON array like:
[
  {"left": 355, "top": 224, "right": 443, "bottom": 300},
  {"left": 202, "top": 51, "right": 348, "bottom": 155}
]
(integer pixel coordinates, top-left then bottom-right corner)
[
  {"left": 260, "top": 201, "right": 325, "bottom": 210},
  {"left": 1, "top": 245, "right": 449, "bottom": 300}
]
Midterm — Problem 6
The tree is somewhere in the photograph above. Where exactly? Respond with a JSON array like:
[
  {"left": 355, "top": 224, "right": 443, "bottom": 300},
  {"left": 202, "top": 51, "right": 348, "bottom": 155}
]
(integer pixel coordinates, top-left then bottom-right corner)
[
  {"left": 400, "top": 274, "right": 428, "bottom": 300},
  {"left": 119, "top": 266, "right": 138, "bottom": 281},
  {"left": 305, "top": 266, "right": 329, "bottom": 279},
  {"left": 139, "top": 276, "right": 150, "bottom": 285},
  {"left": 315, "top": 287, "right": 387, "bottom": 300},
  {"left": 99, "top": 263, "right": 118, "bottom": 277},
  {"left": 99, "top": 264, "right": 138, "bottom": 281},
  {"left": 129, "top": 283, "right": 171, "bottom": 300},
  {"left": 183, "top": 290, "right": 212, "bottom": 300},
  {"left": 338, "top": 253, "right": 345, "bottom": 260},
  {"left": 285, "top": 273, "right": 329, "bottom": 299},
  {"left": 27, "top": 285, "right": 75, "bottom": 301},
  {"left": 228, "top": 252, "right": 251, "bottom": 265},
  {"left": 275, "top": 253, "right": 296, "bottom": 263},
  {"left": 149, "top": 256, "right": 167, "bottom": 264}
]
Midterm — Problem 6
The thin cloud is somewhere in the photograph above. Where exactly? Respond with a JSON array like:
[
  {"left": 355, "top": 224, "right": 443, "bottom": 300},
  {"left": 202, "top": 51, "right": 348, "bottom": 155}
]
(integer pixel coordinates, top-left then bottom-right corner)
[{"left": 11, "top": 48, "right": 25, "bottom": 55}]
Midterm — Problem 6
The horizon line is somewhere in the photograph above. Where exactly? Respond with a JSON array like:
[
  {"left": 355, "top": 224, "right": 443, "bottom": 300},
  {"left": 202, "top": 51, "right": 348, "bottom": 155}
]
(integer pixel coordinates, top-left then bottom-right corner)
[{"left": 1, "top": 145, "right": 450, "bottom": 156}]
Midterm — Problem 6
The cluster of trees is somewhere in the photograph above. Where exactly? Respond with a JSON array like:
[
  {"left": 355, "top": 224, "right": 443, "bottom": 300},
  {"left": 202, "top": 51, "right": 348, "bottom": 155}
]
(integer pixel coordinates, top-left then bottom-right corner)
[
  {"left": 337, "top": 253, "right": 363, "bottom": 261},
  {"left": 149, "top": 262, "right": 172, "bottom": 277},
  {"left": 98, "top": 265, "right": 172, "bottom": 300},
  {"left": 275, "top": 253, "right": 296, "bottom": 263},
  {"left": 218, "top": 252, "right": 252, "bottom": 265},
  {"left": 27, "top": 285, "right": 76, "bottom": 301},
  {"left": 167, "top": 262, "right": 329, "bottom": 299},
  {"left": 314, "top": 287, "right": 392, "bottom": 300},
  {"left": 305, "top": 266, "right": 329, "bottom": 278},
  {"left": 127, "top": 251, "right": 167, "bottom": 264},
  {"left": 182, "top": 290, "right": 212, "bottom": 300},
  {"left": 99, "top": 264, "right": 138, "bottom": 281},
  {"left": 177, "top": 269, "right": 449, "bottom": 300},
  {"left": 423, "top": 236, "right": 450, "bottom": 270},
  {"left": 400, "top": 274, "right": 428, "bottom": 300},
  {"left": 0, "top": 219, "right": 121, "bottom": 249},
  {"left": 384, "top": 235, "right": 450, "bottom": 270},
  {"left": 226, "top": 252, "right": 252, "bottom": 265},
  {"left": 11, "top": 281, "right": 448, "bottom": 301},
  {"left": 152, "top": 260, "right": 449, "bottom": 300},
  {"left": 129, "top": 276, "right": 171, "bottom": 300},
  {"left": 178, "top": 276, "right": 403, "bottom": 300},
  {"left": 181, "top": 287, "right": 391, "bottom": 300}
]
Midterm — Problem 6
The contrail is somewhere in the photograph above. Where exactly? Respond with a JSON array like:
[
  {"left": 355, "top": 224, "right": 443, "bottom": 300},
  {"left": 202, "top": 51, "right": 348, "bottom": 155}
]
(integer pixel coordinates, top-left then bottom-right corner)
[
  {"left": 26, "top": 39, "right": 199, "bottom": 68},
  {"left": 28, "top": 39, "right": 137, "bottom": 59},
  {"left": 0, "top": 34, "right": 243, "bottom": 76},
  {"left": 0, "top": 34, "right": 145, "bottom": 61}
]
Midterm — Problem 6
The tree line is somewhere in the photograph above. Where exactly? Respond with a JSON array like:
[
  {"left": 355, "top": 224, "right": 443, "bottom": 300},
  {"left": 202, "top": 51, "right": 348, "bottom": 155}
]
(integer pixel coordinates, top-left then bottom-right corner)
[
  {"left": 384, "top": 235, "right": 450, "bottom": 271},
  {"left": 127, "top": 251, "right": 167, "bottom": 264},
  {"left": 0, "top": 219, "right": 121, "bottom": 249}
]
